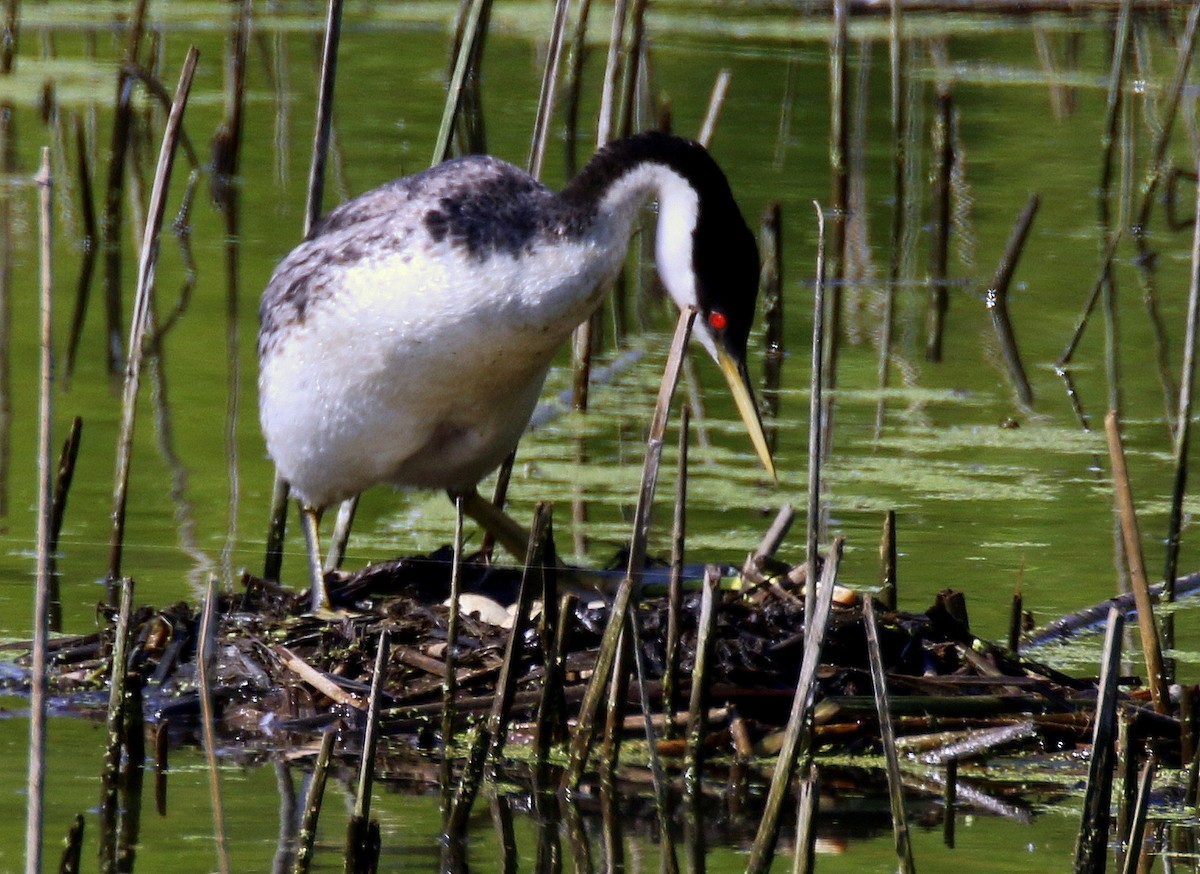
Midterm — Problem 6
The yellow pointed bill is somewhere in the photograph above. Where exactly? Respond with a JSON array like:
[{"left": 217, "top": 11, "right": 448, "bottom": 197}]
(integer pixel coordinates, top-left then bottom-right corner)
[{"left": 716, "top": 349, "right": 777, "bottom": 481}]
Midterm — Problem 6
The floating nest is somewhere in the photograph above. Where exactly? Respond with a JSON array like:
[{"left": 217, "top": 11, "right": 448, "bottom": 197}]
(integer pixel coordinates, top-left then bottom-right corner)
[{"left": 1, "top": 544, "right": 1180, "bottom": 773}]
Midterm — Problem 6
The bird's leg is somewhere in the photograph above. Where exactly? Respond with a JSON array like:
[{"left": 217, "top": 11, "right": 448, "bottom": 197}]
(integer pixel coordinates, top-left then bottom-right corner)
[
  {"left": 456, "top": 488, "right": 533, "bottom": 560},
  {"left": 297, "top": 502, "right": 328, "bottom": 612},
  {"left": 323, "top": 495, "right": 360, "bottom": 573}
]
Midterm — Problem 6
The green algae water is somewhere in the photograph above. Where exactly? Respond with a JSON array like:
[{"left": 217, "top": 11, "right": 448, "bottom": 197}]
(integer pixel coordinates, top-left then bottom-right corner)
[{"left": 3, "top": 2, "right": 1200, "bottom": 870}]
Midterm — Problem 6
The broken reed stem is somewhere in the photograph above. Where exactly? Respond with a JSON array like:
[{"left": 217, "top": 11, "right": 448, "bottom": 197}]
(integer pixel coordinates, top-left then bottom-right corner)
[
  {"left": 1073, "top": 605, "right": 1124, "bottom": 874},
  {"left": 106, "top": 46, "right": 198, "bottom": 586},
  {"left": 564, "top": 308, "right": 695, "bottom": 790},
  {"left": 433, "top": 0, "right": 490, "bottom": 164},
  {"left": 1008, "top": 558, "right": 1025, "bottom": 654},
  {"left": 864, "top": 594, "right": 917, "bottom": 874},
  {"left": 806, "top": 202, "right": 827, "bottom": 628},
  {"left": 1119, "top": 754, "right": 1156, "bottom": 874},
  {"left": 943, "top": 758, "right": 957, "bottom": 847},
  {"left": 354, "top": 630, "right": 390, "bottom": 822},
  {"left": 696, "top": 68, "right": 732, "bottom": 147},
  {"left": 663, "top": 403, "right": 690, "bottom": 739},
  {"left": 197, "top": 575, "right": 232, "bottom": 874},
  {"left": 47, "top": 415, "right": 82, "bottom": 630},
  {"left": 98, "top": 579, "right": 135, "bottom": 874},
  {"left": 746, "top": 536, "right": 844, "bottom": 874},
  {"left": 986, "top": 193, "right": 1039, "bottom": 407},
  {"left": 26, "top": 146, "right": 52, "bottom": 874},
  {"left": 441, "top": 495, "right": 465, "bottom": 822},
  {"left": 527, "top": 0, "right": 570, "bottom": 179},
  {"left": 684, "top": 566, "right": 721, "bottom": 797},
  {"left": 1104, "top": 410, "right": 1169, "bottom": 714},
  {"left": 879, "top": 509, "right": 897, "bottom": 610},
  {"left": 874, "top": 0, "right": 905, "bottom": 436},
  {"left": 1161, "top": 148, "right": 1200, "bottom": 673},
  {"left": 59, "top": 814, "right": 84, "bottom": 874}
]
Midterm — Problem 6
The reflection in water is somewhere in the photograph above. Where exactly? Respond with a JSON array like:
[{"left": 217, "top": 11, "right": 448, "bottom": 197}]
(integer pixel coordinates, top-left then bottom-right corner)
[{"left": 0, "top": 99, "right": 13, "bottom": 522}]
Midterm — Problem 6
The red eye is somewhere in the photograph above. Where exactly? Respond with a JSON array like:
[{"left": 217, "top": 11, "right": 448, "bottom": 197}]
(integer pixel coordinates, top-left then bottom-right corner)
[{"left": 708, "top": 311, "right": 728, "bottom": 331}]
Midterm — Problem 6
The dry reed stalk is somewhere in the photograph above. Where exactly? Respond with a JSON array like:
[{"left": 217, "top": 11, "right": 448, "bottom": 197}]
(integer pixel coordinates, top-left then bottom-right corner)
[
  {"left": 527, "top": 0, "right": 570, "bottom": 178},
  {"left": 292, "top": 732, "right": 336, "bottom": 874},
  {"left": 196, "top": 575, "right": 231, "bottom": 874},
  {"left": 662, "top": 403, "right": 690, "bottom": 737},
  {"left": 345, "top": 631, "right": 389, "bottom": 872},
  {"left": 25, "top": 146, "right": 52, "bottom": 874},
  {"left": 564, "top": 308, "right": 695, "bottom": 789},
  {"left": 864, "top": 594, "right": 916, "bottom": 873},
  {"left": 806, "top": 202, "right": 827, "bottom": 625},
  {"left": 47, "top": 415, "right": 82, "bottom": 629},
  {"left": 696, "top": 69, "right": 732, "bottom": 147},
  {"left": 614, "top": 0, "right": 648, "bottom": 139},
  {"left": 306, "top": 0, "right": 343, "bottom": 229},
  {"left": 1119, "top": 755, "right": 1157, "bottom": 874},
  {"left": 561, "top": 0, "right": 594, "bottom": 177},
  {"left": 1073, "top": 606, "right": 1124, "bottom": 874},
  {"left": 433, "top": 0, "right": 490, "bottom": 164},
  {"left": 823, "top": 0, "right": 848, "bottom": 401},
  {"left": 746, "top": 537, "right": 844, "bottom": 874},
  {"left": 441, "top": 496, "right": 464, "bottom": 822},
  {"left": 792, "top": 763, "right": 819, "bottom": 873},
  {"left": 684, "top": 566, "right": 721, "bottom": 796},
  {"left": 98, "top": 579, "right": 135, "bottom": 874},
  {"left": 106, "top": 47, "right": 198, "bottom": 584},
  {"left": 986, "top": 193, "right": 1039, "bottom": 407},
  {"left": 1104, "top": 411, "right": 1169, "bottom": 714}
]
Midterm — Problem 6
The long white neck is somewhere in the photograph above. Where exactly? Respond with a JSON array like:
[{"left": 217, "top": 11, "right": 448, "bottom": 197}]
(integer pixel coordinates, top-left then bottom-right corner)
[{"left": 592, "top": 162, "right": 712, "bottom": 350}]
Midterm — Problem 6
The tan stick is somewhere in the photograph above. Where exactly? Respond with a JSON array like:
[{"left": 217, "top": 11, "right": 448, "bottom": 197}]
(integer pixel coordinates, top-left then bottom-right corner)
[{"left": 1104, "top": 410, "right": 1169, "bottom": 714}]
